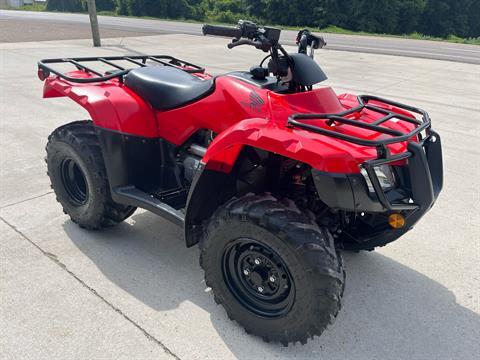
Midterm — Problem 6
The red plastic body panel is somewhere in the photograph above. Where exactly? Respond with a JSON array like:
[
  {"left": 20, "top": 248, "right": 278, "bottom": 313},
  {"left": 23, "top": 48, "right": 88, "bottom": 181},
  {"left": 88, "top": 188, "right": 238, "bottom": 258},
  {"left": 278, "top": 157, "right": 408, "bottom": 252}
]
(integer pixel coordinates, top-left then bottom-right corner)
[
  {"left": 155, "top": 76, "right": 270, "bottom": 145},
  {"left": 42, "top": 70, "right": 417, "bottom": 174},
  {"left": 43, "top": 70, "right": 158, "bottom": 137}
]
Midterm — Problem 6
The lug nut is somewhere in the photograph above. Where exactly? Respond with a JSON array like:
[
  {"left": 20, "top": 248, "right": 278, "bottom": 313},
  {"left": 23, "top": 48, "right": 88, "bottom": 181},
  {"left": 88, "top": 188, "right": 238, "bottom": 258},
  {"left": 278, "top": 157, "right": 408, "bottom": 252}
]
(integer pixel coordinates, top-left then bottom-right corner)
[
  {"left": 254, "top": 258, "right": 261, "bottom": 265},
  {"left": 257, "top": 286, "right": 264, "bottom": 293},
  {"left": 269, "top": 275, "right": 276, "bottom": 282},
  {"left": 243, "top": 269, "right": 250, "bottom": 276}
]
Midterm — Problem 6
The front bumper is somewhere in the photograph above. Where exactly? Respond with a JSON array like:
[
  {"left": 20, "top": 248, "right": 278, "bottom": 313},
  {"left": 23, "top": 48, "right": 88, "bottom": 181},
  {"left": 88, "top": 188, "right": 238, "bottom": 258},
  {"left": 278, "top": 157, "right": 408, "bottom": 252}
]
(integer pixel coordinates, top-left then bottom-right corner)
[{"left": 312, "top": 130, "right": 443, "bottom": 250}]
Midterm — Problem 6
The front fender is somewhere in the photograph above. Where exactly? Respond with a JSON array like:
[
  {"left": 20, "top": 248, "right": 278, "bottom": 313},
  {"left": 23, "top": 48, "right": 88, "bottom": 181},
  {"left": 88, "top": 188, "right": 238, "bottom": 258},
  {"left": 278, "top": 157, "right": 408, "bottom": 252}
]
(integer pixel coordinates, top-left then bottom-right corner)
[
  {"left": 184, "top": 117, "right": 358, "bottom": 247},
  {"left": 202, "top": 117, "right": 358, "bottom": 173}
]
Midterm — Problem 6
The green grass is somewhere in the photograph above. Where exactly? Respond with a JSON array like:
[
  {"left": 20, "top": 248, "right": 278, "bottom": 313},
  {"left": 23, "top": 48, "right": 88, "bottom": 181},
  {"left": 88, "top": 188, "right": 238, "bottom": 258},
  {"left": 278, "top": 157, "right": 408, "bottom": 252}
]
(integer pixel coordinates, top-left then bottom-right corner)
[
  {"left": 17, "top": 4, "right": 47, "bottom": 11},
  {"left": 6, "top": 6, "right": 480, "bottom": 46},
  {"left": 316, "top": 25, "right": 480, "bottom": 45}
]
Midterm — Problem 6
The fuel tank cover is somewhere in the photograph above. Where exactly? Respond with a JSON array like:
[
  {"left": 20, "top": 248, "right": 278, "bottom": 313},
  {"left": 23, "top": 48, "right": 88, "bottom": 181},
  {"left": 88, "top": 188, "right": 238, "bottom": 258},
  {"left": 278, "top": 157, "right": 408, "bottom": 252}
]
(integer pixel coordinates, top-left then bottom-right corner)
[{"left": 250, "top": 66, "right": 269, "bottom": 80}]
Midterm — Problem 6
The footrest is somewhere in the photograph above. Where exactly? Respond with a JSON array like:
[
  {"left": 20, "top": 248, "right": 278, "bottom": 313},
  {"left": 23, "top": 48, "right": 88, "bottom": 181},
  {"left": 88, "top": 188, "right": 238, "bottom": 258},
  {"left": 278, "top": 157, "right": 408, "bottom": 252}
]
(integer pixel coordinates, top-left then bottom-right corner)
[
  {"left": 152, "top": 188, "right": 188, "bottom": 210},
  {"left": 112, "top": 186, "right": 184, "bottom": 226}
]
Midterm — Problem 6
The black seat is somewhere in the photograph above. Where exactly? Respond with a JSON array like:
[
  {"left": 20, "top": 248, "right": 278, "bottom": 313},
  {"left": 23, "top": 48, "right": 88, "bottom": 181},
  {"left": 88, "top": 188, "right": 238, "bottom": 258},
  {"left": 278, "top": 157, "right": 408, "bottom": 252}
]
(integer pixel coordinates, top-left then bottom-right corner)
[{"left": 124, "top": 66, "right": 214, "bottom": 111}]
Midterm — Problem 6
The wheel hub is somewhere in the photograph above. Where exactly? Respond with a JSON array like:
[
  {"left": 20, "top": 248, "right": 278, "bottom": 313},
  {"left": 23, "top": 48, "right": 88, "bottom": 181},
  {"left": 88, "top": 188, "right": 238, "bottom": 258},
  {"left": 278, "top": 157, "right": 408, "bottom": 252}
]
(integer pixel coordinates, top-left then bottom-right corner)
[
  {"left": 240, "top": 253, "right": 283, "bottom": 296},
  {"left": 60, "top": 158, "right": 88, "bottom": 206},
  {"left": 249, "top": 271, "right": 263, "bottom": 286},
  {"left": 222, "top": 238, "right": 295, "bottom": 318}
]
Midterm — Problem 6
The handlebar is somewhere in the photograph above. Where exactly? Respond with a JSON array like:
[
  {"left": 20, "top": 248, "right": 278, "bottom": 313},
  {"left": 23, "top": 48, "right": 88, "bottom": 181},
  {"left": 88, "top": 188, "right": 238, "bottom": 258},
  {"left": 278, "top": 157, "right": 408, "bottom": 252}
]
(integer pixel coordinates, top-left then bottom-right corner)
[
  {"left": 201, "top": 20, "right": 327, "bottom": 89},
  {"left": 203, "top": 21, "right": 282, "bottom": 53},
  {"left": 202, "top": 24, "right": 242, "bottom": 39}
]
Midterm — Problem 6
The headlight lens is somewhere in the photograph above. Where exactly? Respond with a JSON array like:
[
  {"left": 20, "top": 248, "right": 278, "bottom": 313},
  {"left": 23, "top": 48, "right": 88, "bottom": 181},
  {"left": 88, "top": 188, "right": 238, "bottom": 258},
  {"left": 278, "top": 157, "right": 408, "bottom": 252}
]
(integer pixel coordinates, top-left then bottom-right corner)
[{"left": 360, "top": 165, "right": 396, "bottom": 193}]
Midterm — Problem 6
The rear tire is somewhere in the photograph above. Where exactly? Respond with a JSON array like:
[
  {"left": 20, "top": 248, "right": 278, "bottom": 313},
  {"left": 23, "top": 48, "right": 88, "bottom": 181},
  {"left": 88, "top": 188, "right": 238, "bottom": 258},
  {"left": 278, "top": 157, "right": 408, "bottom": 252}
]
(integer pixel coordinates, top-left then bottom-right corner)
[
  {"left": 200, "top": 194, "right": 345, "bottom": 345},
  {"left": 46, "top": 121, "right": 136, "bottom": 229}
]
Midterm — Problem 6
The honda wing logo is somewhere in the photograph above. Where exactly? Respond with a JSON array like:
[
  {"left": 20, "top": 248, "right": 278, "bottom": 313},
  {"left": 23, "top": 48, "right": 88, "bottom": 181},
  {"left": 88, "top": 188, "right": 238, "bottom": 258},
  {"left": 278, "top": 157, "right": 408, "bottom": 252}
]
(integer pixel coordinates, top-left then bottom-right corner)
[{"left": 241, "top": 91, "right": 265, "bottom": 113}]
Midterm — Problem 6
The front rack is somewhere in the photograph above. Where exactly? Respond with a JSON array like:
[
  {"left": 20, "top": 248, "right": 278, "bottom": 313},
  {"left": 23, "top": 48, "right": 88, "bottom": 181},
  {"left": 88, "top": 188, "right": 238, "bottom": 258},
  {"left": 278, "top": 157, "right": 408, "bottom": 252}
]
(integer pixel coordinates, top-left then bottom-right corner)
[
  {"left": 288, "top": 95, "right": 436, "bottom": 212},
  {"left": 288, "top": 95, "right": 431, "bottom": 158},
  {"left": 38, "top": 55, "right": 205, "bottom": 84}
]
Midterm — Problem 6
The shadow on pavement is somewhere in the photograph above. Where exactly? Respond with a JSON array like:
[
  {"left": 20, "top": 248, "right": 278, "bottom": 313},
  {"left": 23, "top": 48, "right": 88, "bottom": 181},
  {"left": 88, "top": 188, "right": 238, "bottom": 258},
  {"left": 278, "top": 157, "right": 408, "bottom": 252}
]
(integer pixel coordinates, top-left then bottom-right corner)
[{"left": 65, "top": 210, "right": 479, "bottom": 359}]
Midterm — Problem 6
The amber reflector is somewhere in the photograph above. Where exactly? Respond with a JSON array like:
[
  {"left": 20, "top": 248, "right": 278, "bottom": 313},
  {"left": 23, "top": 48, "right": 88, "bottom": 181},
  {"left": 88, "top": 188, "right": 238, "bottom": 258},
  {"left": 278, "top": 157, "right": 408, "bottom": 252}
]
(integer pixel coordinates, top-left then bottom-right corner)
[{"left": 388, "top": 213, "right": 405, "bottom": 229}]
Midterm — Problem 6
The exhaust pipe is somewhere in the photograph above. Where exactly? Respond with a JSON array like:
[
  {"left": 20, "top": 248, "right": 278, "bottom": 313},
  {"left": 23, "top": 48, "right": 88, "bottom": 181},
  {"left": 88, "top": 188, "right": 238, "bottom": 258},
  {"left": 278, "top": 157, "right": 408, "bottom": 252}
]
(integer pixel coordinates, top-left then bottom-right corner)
[{"left": 189, "top": 144, "right": 207, "bottom": 157}]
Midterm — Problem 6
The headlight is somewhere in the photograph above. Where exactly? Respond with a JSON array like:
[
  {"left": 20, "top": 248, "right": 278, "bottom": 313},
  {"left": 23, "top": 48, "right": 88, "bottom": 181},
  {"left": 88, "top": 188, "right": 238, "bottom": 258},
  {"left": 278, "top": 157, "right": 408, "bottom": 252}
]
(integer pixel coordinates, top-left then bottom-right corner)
[{"left": 360, "top": 165, "right": 396, "bottom": 193}]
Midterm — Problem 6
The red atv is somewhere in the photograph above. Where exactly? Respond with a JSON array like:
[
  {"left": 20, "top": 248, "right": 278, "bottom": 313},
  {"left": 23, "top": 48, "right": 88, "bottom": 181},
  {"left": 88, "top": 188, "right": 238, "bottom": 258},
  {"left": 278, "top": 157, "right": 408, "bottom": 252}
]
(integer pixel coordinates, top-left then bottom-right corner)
[{"left": 38, "top": 21, "right": 443, "bottom": 345}]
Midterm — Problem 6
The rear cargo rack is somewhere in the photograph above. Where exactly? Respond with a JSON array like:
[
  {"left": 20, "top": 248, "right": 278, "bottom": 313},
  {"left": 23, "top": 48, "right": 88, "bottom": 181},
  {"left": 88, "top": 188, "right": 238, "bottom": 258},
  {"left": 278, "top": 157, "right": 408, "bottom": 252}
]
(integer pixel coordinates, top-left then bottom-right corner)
[
  {"left": 288, "top": 95, "right": 436, "bottom": 212},
  {"left": 38, "top": 55, "right": 205, "bottom": 84}
]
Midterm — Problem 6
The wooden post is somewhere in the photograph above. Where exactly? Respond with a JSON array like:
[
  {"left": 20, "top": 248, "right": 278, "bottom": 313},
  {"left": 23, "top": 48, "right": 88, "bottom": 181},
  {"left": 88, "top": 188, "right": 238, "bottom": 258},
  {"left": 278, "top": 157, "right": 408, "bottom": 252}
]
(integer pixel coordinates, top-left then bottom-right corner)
[{"left": 86, "top": 0, "right": 101, "bottom": 47}]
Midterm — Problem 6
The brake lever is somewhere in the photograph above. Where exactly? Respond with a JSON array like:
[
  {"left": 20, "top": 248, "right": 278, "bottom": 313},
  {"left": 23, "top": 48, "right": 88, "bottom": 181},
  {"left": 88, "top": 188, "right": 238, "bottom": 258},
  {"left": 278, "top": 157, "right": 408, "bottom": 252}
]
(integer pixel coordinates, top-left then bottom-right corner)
[
  {"left": 227, "top": 39, "right": 248, "bottom": 49},
  {"left": 227, "top": 39, "right": 271, "bottom": 52}
]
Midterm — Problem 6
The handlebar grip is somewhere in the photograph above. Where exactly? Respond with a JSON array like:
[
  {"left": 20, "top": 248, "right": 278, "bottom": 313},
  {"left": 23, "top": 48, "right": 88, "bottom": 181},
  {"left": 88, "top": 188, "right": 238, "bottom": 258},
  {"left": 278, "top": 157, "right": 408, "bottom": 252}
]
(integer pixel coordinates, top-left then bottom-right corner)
[{"left": 202, "top": 24, "right": 242, "bottom": 38}]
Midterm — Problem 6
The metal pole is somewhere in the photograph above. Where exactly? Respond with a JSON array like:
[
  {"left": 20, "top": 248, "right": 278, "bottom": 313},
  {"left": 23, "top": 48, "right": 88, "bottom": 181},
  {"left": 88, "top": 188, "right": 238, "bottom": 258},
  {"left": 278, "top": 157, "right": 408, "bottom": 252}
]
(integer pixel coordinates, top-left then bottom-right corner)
[{"left": 86, "top": 0, "right": 101, "bottom": 47}]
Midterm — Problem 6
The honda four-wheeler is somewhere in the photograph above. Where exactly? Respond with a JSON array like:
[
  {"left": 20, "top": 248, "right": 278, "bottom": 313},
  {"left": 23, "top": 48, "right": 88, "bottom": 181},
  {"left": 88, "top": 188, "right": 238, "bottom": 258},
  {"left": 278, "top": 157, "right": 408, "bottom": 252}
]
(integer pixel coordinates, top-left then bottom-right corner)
[{"left": 38, "top": 21, "right": 443, "bottom": 345}]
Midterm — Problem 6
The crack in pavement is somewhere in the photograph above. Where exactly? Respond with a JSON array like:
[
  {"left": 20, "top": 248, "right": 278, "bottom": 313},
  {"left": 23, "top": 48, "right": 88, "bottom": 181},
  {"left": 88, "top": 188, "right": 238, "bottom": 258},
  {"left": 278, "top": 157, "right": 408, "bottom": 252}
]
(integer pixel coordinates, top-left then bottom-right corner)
[
  {"left": 0, "top": 191, "right": 54, "bottom": 209},
  {"left": 0, "top": 215, "right": 181, "bottom": 360}
]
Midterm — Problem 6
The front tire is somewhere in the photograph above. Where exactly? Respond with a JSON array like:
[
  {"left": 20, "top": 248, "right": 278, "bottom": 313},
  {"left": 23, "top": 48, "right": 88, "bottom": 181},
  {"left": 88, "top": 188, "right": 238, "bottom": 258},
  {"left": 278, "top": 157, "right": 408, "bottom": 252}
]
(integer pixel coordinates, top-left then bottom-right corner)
[
  {"left": 46, "top": 121, "right": 136, "bottom": 229},
  {"left": 200, "top": 195, "right": 345, "bottom": 345}
]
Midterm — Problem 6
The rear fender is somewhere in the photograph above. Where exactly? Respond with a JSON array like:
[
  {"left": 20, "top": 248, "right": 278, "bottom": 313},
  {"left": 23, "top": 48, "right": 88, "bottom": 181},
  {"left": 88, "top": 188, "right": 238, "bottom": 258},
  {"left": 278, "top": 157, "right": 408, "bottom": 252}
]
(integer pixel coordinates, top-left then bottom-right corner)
[{"left": 43, "top": 76, "right": 158, "bottom": 137}]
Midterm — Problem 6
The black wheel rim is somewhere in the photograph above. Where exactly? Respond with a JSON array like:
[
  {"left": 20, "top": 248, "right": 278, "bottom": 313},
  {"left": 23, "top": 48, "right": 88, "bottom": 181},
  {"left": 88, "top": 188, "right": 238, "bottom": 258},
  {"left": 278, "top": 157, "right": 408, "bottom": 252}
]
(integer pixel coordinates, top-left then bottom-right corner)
[
  {"left": 60, "top": 158, "right": 88, "bottom": 206},
  {"left": 222, "top": 238, "right": 295, "bottom": 318}
]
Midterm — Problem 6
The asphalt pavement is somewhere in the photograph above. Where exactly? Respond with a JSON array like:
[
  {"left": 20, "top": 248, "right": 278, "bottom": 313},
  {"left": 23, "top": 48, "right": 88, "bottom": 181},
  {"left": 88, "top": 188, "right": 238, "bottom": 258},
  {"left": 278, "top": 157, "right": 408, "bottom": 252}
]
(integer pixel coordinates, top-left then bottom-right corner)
[
  {"left": 1, "top": 9, "right": 479, "bottom": 64},
  {"left": 0, "top": 33, "right": 479, "bottom": 359},
  {"left": 0, "top": 18, "right": 153, "bottom": 42}
]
